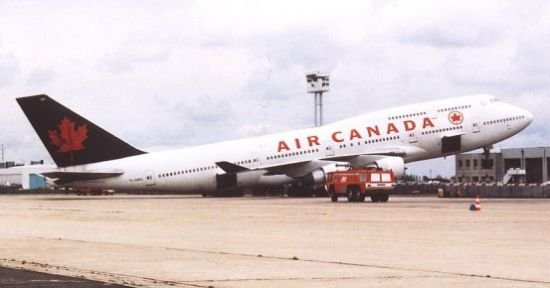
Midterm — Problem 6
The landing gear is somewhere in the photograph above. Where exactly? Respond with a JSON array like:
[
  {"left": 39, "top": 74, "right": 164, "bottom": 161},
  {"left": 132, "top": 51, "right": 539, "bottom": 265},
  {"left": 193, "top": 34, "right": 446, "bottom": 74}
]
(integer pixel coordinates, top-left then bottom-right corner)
[
  {"left": 313, "top": 186, "right": 328, "bottom": 197},
  {"left": 481, "top": 146, "right": 494, "bottom": 169},
  {"left": 286, "top": 183, "right": 327, "bottom": 197},
  {"left": 208, "top": 190, "right": 244, "bottom": 197},
  {"left": 287, "top": 184, "right": 314, "bottom": 197}
]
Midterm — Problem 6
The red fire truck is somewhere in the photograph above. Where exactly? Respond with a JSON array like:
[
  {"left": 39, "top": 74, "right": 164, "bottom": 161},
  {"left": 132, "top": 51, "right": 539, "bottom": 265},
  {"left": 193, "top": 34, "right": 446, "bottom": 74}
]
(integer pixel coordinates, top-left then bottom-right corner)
[{"left": 325, "top": 167, "right": 396, "bottom": 202}]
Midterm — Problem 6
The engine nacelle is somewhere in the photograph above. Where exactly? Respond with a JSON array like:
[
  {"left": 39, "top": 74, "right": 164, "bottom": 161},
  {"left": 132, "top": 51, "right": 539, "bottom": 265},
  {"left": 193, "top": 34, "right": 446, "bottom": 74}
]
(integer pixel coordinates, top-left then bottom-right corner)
[
  {"left": 302, "top": 169, "right": 326, "bottom": 186},
  {"left": 371, "top": 156, "right": 405, "bottom": 178},
  {"left": 347, "top": 155, "right": 405, "bottom": 178}
]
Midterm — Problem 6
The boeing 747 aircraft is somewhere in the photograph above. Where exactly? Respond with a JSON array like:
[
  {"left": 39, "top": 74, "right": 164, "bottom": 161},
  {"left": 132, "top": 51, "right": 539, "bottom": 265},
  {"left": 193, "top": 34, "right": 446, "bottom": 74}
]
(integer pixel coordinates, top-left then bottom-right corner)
[{"left": 17, "top": 94, "right": 532, "bottom": 197}]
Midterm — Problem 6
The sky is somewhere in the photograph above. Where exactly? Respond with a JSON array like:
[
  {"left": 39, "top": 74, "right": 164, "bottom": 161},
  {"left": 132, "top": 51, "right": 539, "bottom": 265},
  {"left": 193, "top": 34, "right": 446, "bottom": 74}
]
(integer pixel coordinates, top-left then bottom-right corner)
[{"left": 0, "top": 0, "right": 549, "bottom": 177}]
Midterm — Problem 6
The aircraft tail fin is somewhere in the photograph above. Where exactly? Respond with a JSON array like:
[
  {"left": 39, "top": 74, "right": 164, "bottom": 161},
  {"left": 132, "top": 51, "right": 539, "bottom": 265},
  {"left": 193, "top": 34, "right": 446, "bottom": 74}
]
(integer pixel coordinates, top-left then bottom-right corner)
[{"left": 17, "top": 94, "right": 146, "bottom": 167}]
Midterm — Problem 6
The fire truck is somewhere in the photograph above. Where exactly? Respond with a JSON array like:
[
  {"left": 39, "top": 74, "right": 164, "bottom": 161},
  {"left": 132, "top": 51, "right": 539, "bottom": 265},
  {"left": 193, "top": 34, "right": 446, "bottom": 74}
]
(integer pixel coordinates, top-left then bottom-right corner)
[{"left": 325, "top": 167, "right": 396, "bottom": 202}]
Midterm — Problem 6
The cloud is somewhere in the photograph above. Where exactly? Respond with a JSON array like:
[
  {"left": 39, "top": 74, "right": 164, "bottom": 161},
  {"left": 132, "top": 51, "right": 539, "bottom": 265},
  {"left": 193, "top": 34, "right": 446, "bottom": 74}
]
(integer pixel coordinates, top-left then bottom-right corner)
[
  {"left": 97, "top": 42, "right": 173, "bottom": 73},
  {"left": 26, "top": 68, "right": 56, "bottom": 88},
  {"left": 0, "top": 53, "right": 19, "bottom": 88}
]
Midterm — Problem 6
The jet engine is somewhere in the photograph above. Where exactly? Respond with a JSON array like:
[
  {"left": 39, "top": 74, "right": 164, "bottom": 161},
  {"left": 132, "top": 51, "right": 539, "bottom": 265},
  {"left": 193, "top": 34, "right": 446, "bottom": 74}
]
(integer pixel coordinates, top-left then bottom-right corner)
[
  {"left": 346, "top": 155, "right": 405, "bottom": 178},
  {"left": 303, "top": 169, "right": 326, "bottom": 186},
  {"left": 368, "top": 156, "right": 405, "bottom": 178}
]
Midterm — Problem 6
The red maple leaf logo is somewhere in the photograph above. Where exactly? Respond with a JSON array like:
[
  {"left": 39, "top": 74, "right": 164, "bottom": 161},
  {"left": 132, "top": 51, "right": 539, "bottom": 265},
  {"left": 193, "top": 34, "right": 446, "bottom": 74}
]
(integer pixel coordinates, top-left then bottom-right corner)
[
  {"left": 448, "top": 111, "right": 463, "bottom": 125},
  {"left": 48, "top": 117, "right": 88, "bottom": 153},
  {"left": 451, "top": 113, "right": 461, "bottom": 122}
]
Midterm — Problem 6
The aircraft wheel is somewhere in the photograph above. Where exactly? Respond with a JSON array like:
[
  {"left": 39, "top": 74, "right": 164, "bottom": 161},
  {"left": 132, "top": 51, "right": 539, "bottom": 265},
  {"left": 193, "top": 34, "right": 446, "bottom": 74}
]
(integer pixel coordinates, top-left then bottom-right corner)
[
  {"left": 315, "top": 187, "right": 329, "bottom": 197},
  {"left": 287, "top": 185, "right": 300, "bottom": 197},
  {"left": 287, "top": 185, "right": 314, "bottom": 197}
]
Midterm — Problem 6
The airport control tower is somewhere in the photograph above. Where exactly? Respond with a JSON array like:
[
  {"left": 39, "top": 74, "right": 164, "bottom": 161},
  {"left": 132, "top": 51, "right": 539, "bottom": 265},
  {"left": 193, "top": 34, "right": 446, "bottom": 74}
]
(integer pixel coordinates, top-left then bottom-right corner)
[{"left": 306, "top": 72, "right": 329, "bottom": 127}]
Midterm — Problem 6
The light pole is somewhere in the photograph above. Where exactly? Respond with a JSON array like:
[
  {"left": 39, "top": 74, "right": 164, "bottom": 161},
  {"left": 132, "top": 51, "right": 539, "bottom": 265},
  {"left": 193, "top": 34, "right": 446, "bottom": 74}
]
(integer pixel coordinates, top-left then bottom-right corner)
[{"left": 306, "top": 72, "right": 330, "bottom": 127}]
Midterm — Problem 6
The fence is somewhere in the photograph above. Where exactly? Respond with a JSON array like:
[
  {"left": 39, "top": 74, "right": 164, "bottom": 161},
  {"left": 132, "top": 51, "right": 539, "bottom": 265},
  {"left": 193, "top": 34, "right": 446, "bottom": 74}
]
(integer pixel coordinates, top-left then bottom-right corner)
[{"left": 395, "top": 183, "right": 550, "bottom": 198}]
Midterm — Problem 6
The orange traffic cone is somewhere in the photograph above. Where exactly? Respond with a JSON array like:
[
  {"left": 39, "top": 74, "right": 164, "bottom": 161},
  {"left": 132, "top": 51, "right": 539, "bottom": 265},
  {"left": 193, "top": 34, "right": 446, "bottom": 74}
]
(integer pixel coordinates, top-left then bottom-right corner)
[{"left": 469, "top": 196, "right": 481, "bottom": 211}]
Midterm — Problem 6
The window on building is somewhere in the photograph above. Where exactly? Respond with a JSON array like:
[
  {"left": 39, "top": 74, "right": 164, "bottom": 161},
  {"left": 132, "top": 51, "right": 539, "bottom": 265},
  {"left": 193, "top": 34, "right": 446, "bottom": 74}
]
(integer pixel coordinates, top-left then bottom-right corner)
[
  {"left": 458, "top": 160, "right": 463, "bottom": 168},
  {"left": 482, "top": 159, "right": 494, "bottom": 169},
  {"left": 466, "top": 159, "right": 470, "bottom": 168},
  {"left": 473, "top": 159, "right": 478, "bottom": 168},
  {"left": 472, "top": 176, "right": 479, "bottom": 182}
]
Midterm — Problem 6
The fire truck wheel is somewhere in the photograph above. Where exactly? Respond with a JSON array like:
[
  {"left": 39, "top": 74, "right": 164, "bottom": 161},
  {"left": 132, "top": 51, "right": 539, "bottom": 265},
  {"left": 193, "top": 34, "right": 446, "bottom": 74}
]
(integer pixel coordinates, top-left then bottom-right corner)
[
  {"left": 370, "top": 195, "right": 380, "bottom": 202},
  {"left": 347, "top": 186, "right": 360, "bottom": 202},
  {"left": 358, "top": 194, "right": 366, "bottom": 202},
  {"left": 331, "top": 194, "right": 338, "bottom": 202},
  {"left": 346, "top": 190, "right": 354, "bottom": 202},
  {"left": 380, "top": 194, "right": 389, "bottom": 202}
]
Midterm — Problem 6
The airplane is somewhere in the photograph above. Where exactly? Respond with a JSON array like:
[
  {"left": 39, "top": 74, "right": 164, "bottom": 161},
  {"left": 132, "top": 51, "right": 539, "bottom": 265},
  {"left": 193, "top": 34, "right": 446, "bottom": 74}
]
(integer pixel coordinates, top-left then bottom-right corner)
[{"left": 16, "top": 94, "right": 533, "bottom": 198}]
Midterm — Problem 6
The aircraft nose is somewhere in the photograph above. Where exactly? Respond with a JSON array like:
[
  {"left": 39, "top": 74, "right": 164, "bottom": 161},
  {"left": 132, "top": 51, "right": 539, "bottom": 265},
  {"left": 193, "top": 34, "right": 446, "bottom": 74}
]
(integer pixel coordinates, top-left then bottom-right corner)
[{"left": 515, "top": 105, "right": 534, "bottom": 129}]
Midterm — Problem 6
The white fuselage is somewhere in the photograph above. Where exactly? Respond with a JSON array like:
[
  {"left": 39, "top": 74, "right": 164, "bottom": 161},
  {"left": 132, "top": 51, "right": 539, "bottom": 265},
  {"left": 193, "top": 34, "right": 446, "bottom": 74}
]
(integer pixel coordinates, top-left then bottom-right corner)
[{"left": 59, "top": 95, "right": 533, "bottom": 193}]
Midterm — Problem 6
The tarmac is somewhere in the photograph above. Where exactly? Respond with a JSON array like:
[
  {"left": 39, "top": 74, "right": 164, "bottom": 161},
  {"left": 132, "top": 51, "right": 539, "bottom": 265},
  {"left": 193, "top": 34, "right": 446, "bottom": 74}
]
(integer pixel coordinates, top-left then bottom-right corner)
[
  {"left": 0, "top": 266, "right": 131, "bottom": 287},
  {"left": 1, "top": 194, "right": 550, "bottom": 288}
]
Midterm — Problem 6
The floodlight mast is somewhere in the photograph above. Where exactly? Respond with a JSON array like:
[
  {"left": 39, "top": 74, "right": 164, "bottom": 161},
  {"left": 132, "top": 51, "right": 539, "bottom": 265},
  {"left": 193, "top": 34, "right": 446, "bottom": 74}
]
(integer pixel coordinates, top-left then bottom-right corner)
[{"left": 306, "top": 72, "right": 329, "bottom": 127}]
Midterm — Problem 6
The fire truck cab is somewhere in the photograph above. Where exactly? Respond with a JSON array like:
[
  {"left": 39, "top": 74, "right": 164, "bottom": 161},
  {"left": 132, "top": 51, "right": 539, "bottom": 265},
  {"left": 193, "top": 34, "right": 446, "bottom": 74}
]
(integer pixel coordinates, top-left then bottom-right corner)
[{"left": 325, "top": 167, "right": 396, "bottom": 202}]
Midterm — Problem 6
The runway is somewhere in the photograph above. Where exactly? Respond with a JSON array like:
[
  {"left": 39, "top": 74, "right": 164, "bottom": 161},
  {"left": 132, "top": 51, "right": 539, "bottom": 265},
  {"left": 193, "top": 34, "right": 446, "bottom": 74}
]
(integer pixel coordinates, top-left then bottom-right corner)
[{"left": 1, "top": 194, "right": 549, "bottom": 287}]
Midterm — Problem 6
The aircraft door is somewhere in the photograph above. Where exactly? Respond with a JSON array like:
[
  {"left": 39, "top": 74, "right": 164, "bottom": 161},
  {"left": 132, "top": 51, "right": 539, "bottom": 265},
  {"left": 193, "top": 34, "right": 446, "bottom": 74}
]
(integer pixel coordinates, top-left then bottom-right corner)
[
  {"left": 325, "top": 145, "right": 335, "bottom": 156},
  {"left": 408, "top": 132, "right": 418, "bottom": 143},
  {"left": 144, "top": 170, "right": 156, "bottom": 186},
  {"left": 472, "top": 120, "right": 481, "bottom": 133},
  {"left": 252, "top": 150, "right": 262, "bottom": 168}
]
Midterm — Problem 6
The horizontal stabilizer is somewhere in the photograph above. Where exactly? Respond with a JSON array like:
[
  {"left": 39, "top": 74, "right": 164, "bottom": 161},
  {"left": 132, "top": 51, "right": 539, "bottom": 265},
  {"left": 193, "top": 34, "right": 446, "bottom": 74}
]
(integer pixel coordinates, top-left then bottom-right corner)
[
  {"left": 215, "top": 161, "right": 249, "bottom": 173},
  {"left": 42, "top": 171, "right": 123, "bottom": 185}
]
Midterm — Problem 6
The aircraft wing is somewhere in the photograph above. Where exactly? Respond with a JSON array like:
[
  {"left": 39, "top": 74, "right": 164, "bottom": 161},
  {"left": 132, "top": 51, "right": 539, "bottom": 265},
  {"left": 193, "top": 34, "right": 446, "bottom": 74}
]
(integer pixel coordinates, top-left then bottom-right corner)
[
  {"left": 216, "top": 161, "right": 249, "bottom": 173},
  {"left": 322, "top": 145, "right": 425, "bottom": 161},
  {"left": 263, "top": 145, "right": 423, "bottom": 178},
  {"left": 264, "top": 159, "right": 344, "bottom": 178},
  {"left": 42, "top": 171, "right": 123, "bottom": 185}
]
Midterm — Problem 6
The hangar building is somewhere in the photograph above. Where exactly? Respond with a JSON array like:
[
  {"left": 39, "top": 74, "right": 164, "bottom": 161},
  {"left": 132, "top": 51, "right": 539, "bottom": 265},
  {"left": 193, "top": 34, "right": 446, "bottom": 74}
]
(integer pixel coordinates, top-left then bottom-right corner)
[
  {"left": 0, "top": 162, "right": 57, "bottom": 190},
  {"left": 456, "top": 147, "right": 550, "bottom": 184}
]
